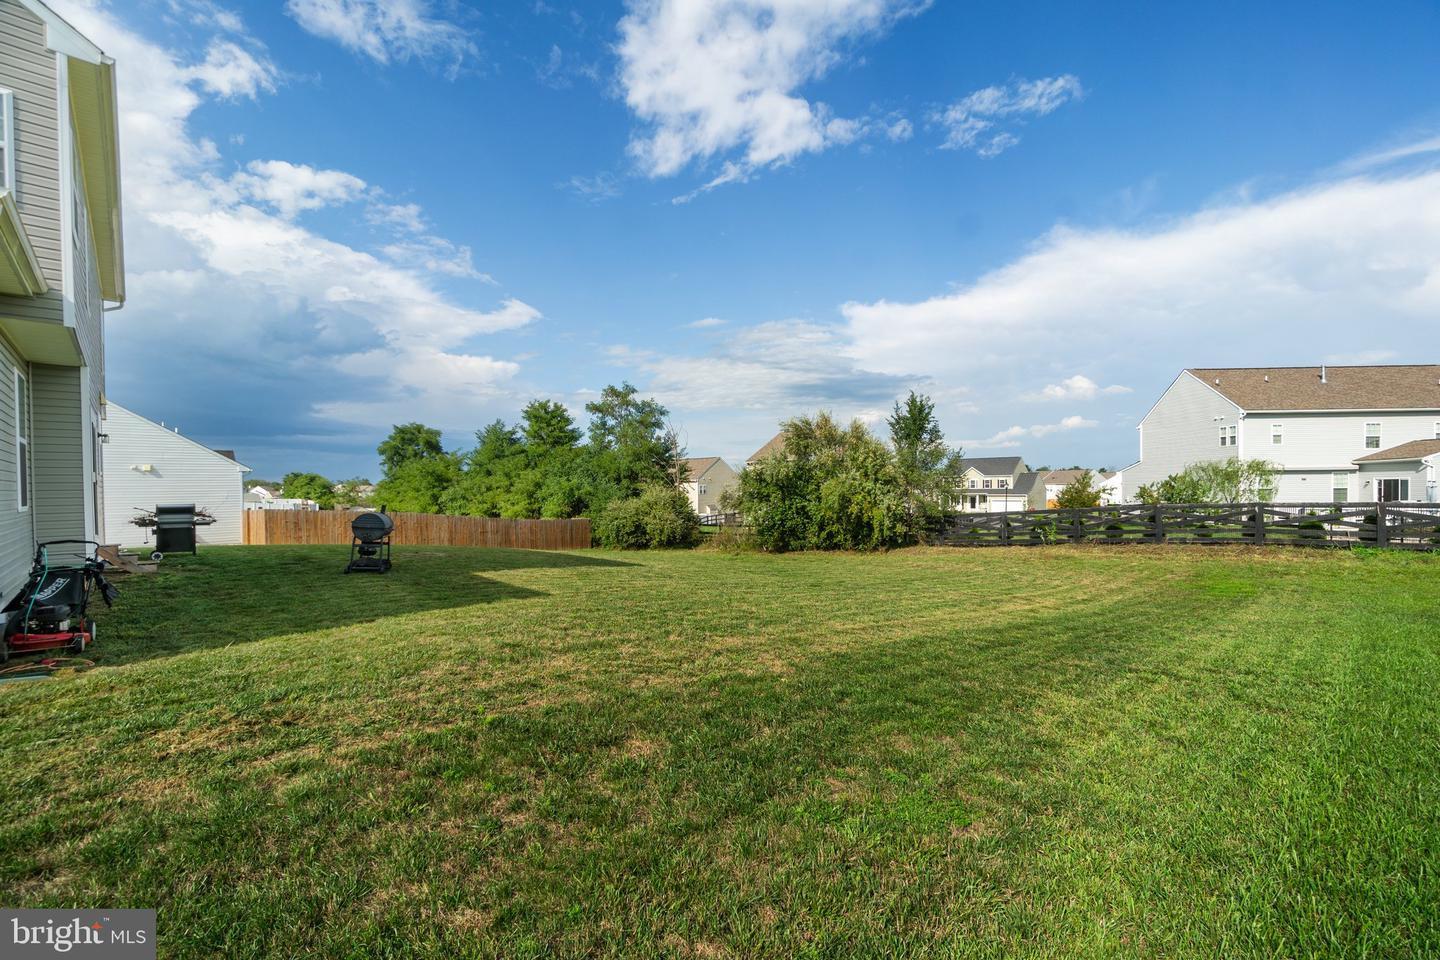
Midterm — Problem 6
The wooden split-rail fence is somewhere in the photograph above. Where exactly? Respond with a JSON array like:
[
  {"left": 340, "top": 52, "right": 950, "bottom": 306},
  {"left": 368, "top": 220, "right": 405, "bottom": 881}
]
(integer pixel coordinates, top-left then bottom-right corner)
[
  {"left": 243, "top": 510, "right": 592, "bottom": 550},
  {"left": 935, "top": 502, "right": 1440, "bottom": 550}
]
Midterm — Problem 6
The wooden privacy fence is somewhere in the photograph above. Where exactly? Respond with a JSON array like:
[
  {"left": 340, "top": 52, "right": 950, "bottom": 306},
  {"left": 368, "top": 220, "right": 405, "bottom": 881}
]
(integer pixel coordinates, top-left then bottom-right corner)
[
  {"left": 243, "top": 510, "right": 592, "bottom": 549},
  {"left": 935, "top": 502, "right": 1440, "bottom": 550}
]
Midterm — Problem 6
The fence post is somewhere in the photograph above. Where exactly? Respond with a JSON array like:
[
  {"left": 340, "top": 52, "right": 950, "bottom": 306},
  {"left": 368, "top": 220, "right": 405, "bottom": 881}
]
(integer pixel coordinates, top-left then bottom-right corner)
[
  {"left": 1253, "top": 504, "right": 1266, "bottom": 545},
  {"left": 1000, "top": 513, "right": 1011, "bottom": 546},
  {"left": 1153, "top": 504, "right": 1165, "bottom": 543},
  {"left": 1376, "top": 500, "right": 1389, "bottom": 548}
]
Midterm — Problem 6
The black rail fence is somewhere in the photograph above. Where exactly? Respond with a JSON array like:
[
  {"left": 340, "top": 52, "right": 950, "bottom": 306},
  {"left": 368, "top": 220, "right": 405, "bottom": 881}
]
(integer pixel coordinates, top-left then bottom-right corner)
[{"left": 934, "top": 502, "right": 1440, "bottom": 550}]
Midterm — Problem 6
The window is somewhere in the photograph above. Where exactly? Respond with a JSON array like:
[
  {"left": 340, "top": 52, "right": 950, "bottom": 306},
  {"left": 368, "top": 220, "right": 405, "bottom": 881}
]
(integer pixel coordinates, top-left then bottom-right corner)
[
  {"left": 968, "top": 478, "right": 976, "bottom": 489},
  {"left": 1271, "top": 423, "right": 1283, "bottom": 445},
  {"left": 0, "top": 89, "right": 13, "bottom": 193},
  {"left": 998, "top": 478, "right": 1008, "bottom": 489},
  {"left": 1219, "top": 425, "right": 1237, "bottom": 447},
  {"left": 983, "top": 479, "right": 992, "bottom": 489},
  {"left": 1332, "top": 473, "right": 1348, "bottom": 504},
  {"left": 1379, "top": 478, "right": 1410, "bottom": 502},
  {"left": 14, "top": 371, "right": 27, "bottom": 510},
  {"left": 1365, "top": 423, "right": 1381, "bottom": 449},
  {"left": 697, "top": 483, "right": 707, "bottom": 495},
  {"left": 1434, "top": 421, "right": 1439, "bottom": 440}
]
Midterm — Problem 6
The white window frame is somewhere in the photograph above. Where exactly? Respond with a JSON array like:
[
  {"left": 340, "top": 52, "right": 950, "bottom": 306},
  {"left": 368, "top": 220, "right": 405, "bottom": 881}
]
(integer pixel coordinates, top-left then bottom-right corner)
[
  {"left": 998, "top": 478, "right": 1008, "bottom": 489},
  {"left": 983, "top": 479, "right": 992, "bottom": 489},
  {"left": 1364, "top": 422, "right": 1381, "bottom": 450},
  {"left": 1331, "top": 472, "right": 1348, "bottom": 504},
  {"left": 0, "top": 88, "right": 13, "bottom": 195},
  {"left": 1434, "top": 421, "right": 1439, "bottom": 441},
  {"left": 1271, "top": 423, "right": 1283, "bottom": 445},
  {"left": 14, "top": 370, "right": 28, "bottom": 511}
]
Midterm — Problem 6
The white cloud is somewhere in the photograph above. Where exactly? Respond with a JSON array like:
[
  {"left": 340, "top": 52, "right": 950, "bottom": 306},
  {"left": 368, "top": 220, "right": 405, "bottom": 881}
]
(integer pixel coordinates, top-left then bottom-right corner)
[
  {"left": 185, "top": 40, "right": 278, "bottom": 99},
  {"left": 618, "top": 0, "right": 925, "bottom": 184},
  {"left": 686, "top": 316, "right": 726, "bottom": 329},
  {"left": 379, "top": 237, "right": 494, "bottom": 281},
  {"left": 1025, "top": 374, "right": 1131, "bottom": 402},
  {"left": 563, "top": 172, "right": 622, "bottom": 202},
  {"left": 285, "top": 0, "right": 476, "bottom": 75},
  {"left": 931, "top": 74, "right": 1082, "bottom": 156},
  {"left": 225, "top": 159, "right": 367, "bottom": 218},
  {"left": 883, "top": 116, "right": 913, "bottom": 142},
  {"left": 1342, "top": 134, "right": 1440, "bottom": 172},
  {"left": 366, "top": 202, "right": 427, "bottom": 233},
  {"left": 840, "top": 171, "right": 1440, "bottom": 385},
  {"left": 964, "top": 416, "right": 1097, "bottom": 450},
  {"left": 48, "top": 0, "right": 535, "bottom": 437}
]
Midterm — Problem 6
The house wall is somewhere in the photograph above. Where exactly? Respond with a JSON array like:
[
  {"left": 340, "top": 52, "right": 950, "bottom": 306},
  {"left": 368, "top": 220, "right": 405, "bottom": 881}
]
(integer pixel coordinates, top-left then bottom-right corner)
[
  {"left": 0, "top": 0, "right": 63, "bottom": 324},
  {"left": 29, "top": 361, "right": 84, "bottom": 543},
  {"left": 1355, "top": 460, "right": 1435, "bottom": 503},
  {"left": 0, "top": 334, "right": 31, "bottom": 595},
  {"left": 102, "top": 405, "right": 248, "bottom": 545},
  {"left": 1123, "top": 373, "right": 1241, "bottom": 500},
  {"left": 1240, "top": 411, "right": 1440, "bottom": 471},
  {"left": 684, "top": 460, "right": 738, "bottom": 515}
]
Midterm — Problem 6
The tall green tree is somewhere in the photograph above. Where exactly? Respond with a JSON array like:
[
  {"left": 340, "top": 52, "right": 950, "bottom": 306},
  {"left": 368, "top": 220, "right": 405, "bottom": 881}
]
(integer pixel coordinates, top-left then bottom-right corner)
[
  {"left": 887, "top": 391, "right": 962, "bottom": 522},
  {"left": 281, "top": 472, "right": 335, "bottom": 509},
  {"left": 1055, "top": 470, "right": 1104, "bottom": 508},
  {"left": 378, "top": 422, "right": 444, "bottom": 476},
  {"left": 520, "top": 399, "right": 581, "bottom": 454},
  {"left": 584, "top": 383, "right": 677, "bottom": 494}
]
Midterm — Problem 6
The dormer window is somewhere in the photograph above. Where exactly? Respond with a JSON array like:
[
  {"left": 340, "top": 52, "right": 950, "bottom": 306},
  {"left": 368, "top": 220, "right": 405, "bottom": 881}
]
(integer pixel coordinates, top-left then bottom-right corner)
[{"left": 0, "top": 88, "right": 14, "bottom": 193}]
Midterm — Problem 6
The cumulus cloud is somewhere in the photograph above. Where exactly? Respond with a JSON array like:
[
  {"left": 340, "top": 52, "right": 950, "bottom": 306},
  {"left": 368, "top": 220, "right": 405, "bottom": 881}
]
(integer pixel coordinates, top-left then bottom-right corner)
[
  {"left": 613, "top": 319, "right": 914, "bottom": 414},
  {"left": 840, "top": 170, "right": 1440, "bottom": 384},
  {"left": 1025, "top": 374, "right": 1131, "bottom": 402},
  {"left": 931, "top": 74, "right": 1082, "bottom": 156},
  {"left": 185, "top": 40, "right": 278, "bottom": 99},
  {"left": 285, "top": 0, "right": 477, "bottom": 75},
  {"left": 49, "top": 0, "right": 536, "bottom": 445},
  {"left": 964, "top": 416, "right": 1097, "bottom": 450},
  {"left": 618, "top": 0, "right": 925, "bottom": 187},
  {"left": 224, "top": 159, "right": 367, "bottom": 218},
  {"left": 686, "top": 316, "right": 726, "bottom": 329}
]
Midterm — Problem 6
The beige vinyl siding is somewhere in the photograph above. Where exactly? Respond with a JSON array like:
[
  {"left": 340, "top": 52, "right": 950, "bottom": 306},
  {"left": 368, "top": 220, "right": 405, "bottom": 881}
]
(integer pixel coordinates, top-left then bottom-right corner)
[
  {"left": 0, "top": 0, "right": 63, "bottom": 324},
  {"left": 29, "top": 362, "right": 84, "bottom": 542},
  {"left": 1123, "top": 373, "right": 1241, "bottom": 500},
  {"left": 102, "top": 405, "right": 248, "bottom": 546},
  {"left": 0, "top": 333, "right": 31, "bottom": 594}
]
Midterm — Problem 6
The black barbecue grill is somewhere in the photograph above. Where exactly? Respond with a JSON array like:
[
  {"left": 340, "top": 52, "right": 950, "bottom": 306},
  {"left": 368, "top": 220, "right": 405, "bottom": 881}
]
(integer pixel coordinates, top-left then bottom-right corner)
[
  {"left": 151, "top": 504, "right": 209, "bottom": 560},
  {"left": 344, "top": 509, "right": 393, "bottom": 574}
]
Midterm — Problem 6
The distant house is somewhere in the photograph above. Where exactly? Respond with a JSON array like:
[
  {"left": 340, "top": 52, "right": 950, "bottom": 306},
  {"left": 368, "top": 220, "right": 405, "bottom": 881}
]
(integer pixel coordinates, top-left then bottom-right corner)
[
  {"left": 101, "top": 403, "right": 250, "bottom": 546},
  {"left": 1042, "top": 469, "right": 1123, "bottom": 507},
  {"left": 746, "top": 432, "right": 786, "bottom": 468},
  {"left": 243, "top": 486, "right": 318, "bottom": 512},
  {"left": 679, "top": 456, "right": 738, "bottom": 516},
  {"left": 1122, "top": 365, "right": 1440, "bottom": 503},
  {"left": 954, "top": 457, "right": 1045, "bottom": 513}
]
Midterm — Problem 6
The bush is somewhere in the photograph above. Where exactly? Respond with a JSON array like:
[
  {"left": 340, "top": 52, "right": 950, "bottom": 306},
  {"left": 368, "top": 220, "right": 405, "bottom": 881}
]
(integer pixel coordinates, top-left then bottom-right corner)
[{"left": 595, "top": 485, "right": 701, "bottom": 549}]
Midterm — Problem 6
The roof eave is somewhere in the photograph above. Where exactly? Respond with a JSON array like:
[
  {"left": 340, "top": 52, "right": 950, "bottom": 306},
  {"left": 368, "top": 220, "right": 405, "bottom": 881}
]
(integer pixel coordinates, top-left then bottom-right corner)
[
  {"left": 67, "top": 56, "right": 125, "bottom": 303},
  {"left": 0, "top": 192, "right": 50, "bottom": 296}
]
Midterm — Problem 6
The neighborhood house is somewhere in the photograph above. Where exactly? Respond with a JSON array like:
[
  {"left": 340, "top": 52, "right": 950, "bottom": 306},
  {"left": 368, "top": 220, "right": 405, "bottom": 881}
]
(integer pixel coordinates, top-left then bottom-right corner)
[
  {"left": 0, "top": 0, "right": 123, "bottom": 593},
  {"left": 101, "top": 402, "right": 250, "bottom": 546},
  {"left": 1122, "top": 365, "right": 1440, "bottom": 504},
  {"left": 679, "top": 456, "right": 737, "bottom": 516},
  {"left": 954, "top": 457, "right": 1045, "bottom": 512}
]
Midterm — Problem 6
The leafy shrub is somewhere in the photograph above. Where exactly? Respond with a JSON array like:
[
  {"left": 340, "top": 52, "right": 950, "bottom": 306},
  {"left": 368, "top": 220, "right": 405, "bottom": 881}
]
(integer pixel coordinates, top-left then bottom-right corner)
[{"left": 595, "top": 484, "right": 701, "bottom": 549}]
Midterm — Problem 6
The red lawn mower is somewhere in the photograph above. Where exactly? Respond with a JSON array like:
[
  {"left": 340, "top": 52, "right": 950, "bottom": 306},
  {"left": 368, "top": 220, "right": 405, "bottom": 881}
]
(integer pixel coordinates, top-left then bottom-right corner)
[{"left": 1, "top": 540, "right": 118, "bottom": 663}]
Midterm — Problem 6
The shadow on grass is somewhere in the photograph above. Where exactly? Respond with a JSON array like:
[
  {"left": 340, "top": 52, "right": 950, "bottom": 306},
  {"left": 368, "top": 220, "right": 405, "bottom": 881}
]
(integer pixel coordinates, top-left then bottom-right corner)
[{"left": 89, "top": 545, "right": 633, "bottom": 667}]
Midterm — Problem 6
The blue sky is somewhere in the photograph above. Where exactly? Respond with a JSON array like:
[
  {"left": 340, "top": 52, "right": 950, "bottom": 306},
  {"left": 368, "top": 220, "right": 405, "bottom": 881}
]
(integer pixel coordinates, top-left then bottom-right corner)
[{"left": 53, "top": 0, "right": 1440, "bottom": 480}]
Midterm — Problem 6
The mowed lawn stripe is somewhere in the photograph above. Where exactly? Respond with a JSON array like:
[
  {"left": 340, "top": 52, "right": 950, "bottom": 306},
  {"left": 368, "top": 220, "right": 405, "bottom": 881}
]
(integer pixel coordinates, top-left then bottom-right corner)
[{"left": 0, "top": 546, "right": 1435, "bottom": 958}]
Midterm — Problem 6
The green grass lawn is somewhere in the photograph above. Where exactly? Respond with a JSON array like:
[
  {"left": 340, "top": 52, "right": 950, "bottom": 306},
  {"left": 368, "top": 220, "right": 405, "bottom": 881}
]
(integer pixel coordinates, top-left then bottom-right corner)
[{"left": 1, "top": 544, "right": 1437, "bottom": 958}]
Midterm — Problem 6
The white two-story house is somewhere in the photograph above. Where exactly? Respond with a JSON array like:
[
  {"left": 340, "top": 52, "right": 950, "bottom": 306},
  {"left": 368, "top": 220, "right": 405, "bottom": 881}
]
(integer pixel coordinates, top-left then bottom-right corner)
[
  {"left": 1122, "top": 366, "right": 1440, "bottom": 504},
  {"left": 953, "top": 456, "right": 1045, "bottom": 513},
  {"left": 0, "top": 0, "right": 124, "bottom": 591}
]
